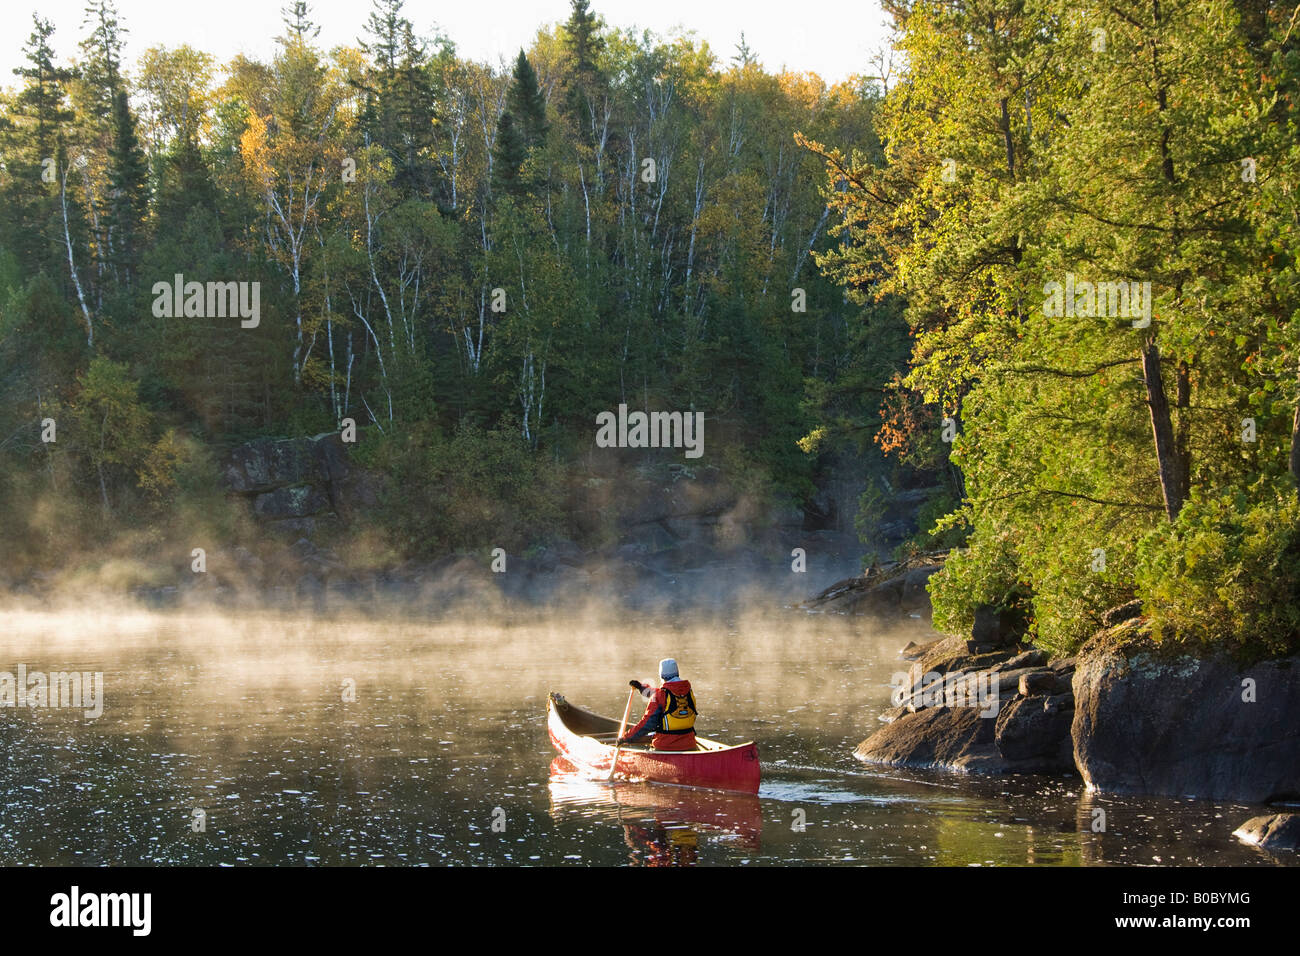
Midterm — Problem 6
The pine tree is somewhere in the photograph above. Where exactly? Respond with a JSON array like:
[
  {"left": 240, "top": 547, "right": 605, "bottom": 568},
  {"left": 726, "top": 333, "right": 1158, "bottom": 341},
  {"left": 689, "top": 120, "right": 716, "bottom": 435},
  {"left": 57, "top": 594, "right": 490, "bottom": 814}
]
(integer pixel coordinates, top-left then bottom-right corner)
[
  {"left": 12, "top": 15, "right": 76, "bottom": 169},
  {"left": 562, "top": 0, "right": 606, "bottom": 145},
  {"left": 392, "top": 20, "right": 436, "bottom": 195},
  {"left": 733, "top": 33, "right": 757, "bottom": 68},
  {"left": 492, "top": 51, "right": 548, "bottom": 197},
  {"left": 78, "top": 0, "right": 126, "bottom": 129},
  {"left": 506, "top": 50, "right": 548, "bottom": 150},
  {"left": 565, "top": 0, "right": 603, "bottom": 82},
  {"left": 492, "top": 110, "right": 527, "bottom": 197},
  {"left": 361, "top": 0, "right": 402, "bottom": 74},
  {"left": 106, "top": 89, "right": 149, "bottom": 288},
  {"left": 280, "top": 1, "right": 320, "bottom": 44},
  {"left": 359, "top": 0, "right": 437, "bottom": 196},
  {"left": 5, "top": 15, "right": 77, "bottom": 274}
]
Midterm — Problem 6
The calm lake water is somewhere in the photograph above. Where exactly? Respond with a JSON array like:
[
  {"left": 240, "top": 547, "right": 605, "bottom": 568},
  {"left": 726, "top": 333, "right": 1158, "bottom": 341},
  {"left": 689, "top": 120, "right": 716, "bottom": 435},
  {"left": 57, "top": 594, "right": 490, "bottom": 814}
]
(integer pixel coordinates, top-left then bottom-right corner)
[{"left": 0, "top": 605, "right": 1285, "bottom": 866}]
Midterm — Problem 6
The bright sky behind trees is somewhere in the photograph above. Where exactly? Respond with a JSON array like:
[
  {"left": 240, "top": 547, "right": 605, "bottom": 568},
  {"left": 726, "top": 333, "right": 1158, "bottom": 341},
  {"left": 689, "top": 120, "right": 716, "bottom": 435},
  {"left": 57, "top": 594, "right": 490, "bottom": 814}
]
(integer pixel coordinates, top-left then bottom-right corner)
[{"left": 0, "top": 0, "right": 890, "bottom": 87}]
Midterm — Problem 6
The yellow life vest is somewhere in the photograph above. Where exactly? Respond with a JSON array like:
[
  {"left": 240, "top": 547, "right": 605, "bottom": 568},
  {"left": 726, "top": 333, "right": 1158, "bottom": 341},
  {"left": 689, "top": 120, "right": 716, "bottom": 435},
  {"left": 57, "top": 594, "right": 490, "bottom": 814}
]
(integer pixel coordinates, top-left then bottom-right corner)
[{"left": 661, "top": 687, "right": 697, "bottom": 734}]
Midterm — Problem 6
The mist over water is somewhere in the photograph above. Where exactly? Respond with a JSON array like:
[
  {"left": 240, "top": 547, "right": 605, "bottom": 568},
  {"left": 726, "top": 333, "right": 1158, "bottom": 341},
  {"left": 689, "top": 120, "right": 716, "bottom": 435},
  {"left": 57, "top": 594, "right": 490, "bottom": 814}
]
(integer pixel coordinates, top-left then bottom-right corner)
[{"left": 0, "top": 603, "right": 1281, "bottom": 865}]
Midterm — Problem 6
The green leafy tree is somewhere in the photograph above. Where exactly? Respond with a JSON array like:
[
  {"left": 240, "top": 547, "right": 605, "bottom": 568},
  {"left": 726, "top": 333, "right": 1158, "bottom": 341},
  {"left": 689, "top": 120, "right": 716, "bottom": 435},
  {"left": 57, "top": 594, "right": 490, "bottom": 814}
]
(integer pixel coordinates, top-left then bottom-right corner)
[{"left": 67, "top": 356, "right": 152, "bottom": 517}]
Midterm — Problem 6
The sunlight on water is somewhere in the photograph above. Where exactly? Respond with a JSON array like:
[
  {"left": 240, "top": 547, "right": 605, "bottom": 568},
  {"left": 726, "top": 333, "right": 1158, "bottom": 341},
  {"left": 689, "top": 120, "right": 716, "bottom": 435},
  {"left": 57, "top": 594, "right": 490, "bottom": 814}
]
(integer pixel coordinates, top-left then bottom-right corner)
[{"left": 0, "top": 605, "right": 1282, "bottom": 865}]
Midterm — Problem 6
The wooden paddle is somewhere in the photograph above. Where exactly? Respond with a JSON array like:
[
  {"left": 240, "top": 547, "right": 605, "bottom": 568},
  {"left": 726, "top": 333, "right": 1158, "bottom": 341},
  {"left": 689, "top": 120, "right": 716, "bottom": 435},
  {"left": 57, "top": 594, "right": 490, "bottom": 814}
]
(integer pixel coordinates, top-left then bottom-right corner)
[{"left": 608, "top": 688, "right": 637, "bottom": 782}]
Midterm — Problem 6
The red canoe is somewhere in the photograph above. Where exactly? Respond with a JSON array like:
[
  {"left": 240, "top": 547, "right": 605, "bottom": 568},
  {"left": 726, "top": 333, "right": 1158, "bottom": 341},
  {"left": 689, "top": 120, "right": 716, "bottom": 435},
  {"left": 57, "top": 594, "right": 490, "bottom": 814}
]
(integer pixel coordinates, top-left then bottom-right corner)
[{"left": 547, "top": 692, "right": 761, "bottom": 795}]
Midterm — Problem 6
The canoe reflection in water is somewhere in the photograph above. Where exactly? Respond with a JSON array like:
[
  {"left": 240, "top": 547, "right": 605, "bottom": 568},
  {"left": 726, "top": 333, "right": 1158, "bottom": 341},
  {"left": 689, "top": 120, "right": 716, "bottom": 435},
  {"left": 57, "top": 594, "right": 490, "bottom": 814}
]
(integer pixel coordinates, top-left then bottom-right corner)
[
  {"left": 549, "top": 758, "right": 762, "bottom": 864},
  {"left": 622, "top": 820, "right": 700, "bottom": 866}
]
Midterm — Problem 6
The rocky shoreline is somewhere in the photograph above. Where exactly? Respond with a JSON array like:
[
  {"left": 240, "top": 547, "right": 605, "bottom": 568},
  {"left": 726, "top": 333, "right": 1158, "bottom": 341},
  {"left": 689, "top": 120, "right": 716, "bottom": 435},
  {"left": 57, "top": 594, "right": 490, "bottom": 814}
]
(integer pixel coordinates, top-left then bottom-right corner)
[
  {"left": 797, "top": 555, "right": 944, "bottom": 618},
  {"left": 851, "top": 583, "right": 1300, "bottom": 855},
  {"left": 858, "top": 632, "right": 1077, "bottom": 775}
]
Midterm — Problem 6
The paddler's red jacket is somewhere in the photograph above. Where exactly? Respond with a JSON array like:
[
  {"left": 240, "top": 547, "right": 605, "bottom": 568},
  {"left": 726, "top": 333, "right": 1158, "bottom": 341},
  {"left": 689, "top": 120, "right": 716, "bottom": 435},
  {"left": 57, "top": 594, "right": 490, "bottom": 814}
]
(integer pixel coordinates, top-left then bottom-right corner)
[{"left": 623, "top": 679, "right": 698, "bottom": 751}]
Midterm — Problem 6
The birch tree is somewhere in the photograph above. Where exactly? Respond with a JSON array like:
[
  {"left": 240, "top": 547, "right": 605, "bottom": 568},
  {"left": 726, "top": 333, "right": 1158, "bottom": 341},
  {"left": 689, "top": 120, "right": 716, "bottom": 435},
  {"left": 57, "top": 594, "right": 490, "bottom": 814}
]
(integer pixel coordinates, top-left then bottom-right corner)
[{"left": 237, "top": 37, "right": 349, "bottom": 385}]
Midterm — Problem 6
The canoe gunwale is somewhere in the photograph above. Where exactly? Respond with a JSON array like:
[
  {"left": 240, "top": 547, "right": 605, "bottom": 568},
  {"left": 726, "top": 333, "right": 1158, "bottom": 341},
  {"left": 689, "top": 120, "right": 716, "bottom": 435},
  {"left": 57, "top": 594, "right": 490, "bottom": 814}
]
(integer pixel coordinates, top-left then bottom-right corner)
[{"left": 548, "top": 692, "right": 754, "bottom": 755}]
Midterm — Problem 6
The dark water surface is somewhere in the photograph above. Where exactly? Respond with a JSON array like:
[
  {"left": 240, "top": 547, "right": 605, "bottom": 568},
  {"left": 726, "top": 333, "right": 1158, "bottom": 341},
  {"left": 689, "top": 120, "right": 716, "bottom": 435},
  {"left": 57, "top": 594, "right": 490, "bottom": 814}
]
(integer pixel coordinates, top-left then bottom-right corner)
[{"left": 0, "top": 606, "right": 1284, "bottom": 866}]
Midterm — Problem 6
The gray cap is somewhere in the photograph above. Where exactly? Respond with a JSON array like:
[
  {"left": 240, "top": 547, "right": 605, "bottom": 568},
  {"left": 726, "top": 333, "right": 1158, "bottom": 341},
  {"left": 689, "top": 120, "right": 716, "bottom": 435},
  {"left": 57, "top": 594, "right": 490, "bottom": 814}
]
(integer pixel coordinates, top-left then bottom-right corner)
[{"left": 659, "top": 658, "right": 679, "bottom": 681}]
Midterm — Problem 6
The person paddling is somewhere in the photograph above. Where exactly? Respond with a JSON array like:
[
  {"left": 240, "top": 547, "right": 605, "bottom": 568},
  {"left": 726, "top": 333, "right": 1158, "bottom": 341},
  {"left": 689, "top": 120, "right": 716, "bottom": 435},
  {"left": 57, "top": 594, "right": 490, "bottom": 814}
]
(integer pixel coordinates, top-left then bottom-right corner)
[{"left": 618, "top": 658, "right": 699, "bottom": 752}]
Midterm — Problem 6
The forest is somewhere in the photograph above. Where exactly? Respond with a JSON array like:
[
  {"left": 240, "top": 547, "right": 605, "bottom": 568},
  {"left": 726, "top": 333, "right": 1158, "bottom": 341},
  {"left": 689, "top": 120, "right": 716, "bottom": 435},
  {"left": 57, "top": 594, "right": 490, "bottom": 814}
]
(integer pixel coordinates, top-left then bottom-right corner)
[{"left": 1, "top": 0, "right": 1298, "bottom": 659}]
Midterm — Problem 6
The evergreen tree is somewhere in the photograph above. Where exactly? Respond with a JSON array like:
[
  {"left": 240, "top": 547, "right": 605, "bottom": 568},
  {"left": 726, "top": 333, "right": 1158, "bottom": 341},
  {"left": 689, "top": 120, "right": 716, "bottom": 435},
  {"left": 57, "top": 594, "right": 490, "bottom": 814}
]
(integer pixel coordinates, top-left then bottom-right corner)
[
  {"left": 506, "top": 50, "right": 548, "bottom": 149},
  {"left": 4, "top": 15, "right": 77, "bottom": 274},
  {"left": 391, "top": 21, "right": 437, "bottom": 195},
  {"left": 492, "top": 51, "right": 548, "bottom": 197},
  {"left": 733, "top": 33, "right": 757, "bottom": 68},
  {"left": 492, "top": 111, "right": 527, "bottom": 197},
  {"left": 562, "top": 0, "right": 607, "bottom": 145},
  {"left": 359, "top": 0, "right": 437, "bottom": 196},
  {"left": 280, "top": 1, "right": 320, "bottom": 44},
  {"left": 105, "top": 89, "right": 149, "bottom": 288},
  {"left": 12, "top": 15, "right": 76, "bottom": 169},
  {"left": 361, "top": 0, "right": 403, "bottom": 74},
  {"left": 564, "top": 0, "right": 603, "bottom": 84},
  {"left": 78, "top": 0, "right": 126, "bottom": 129}
]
